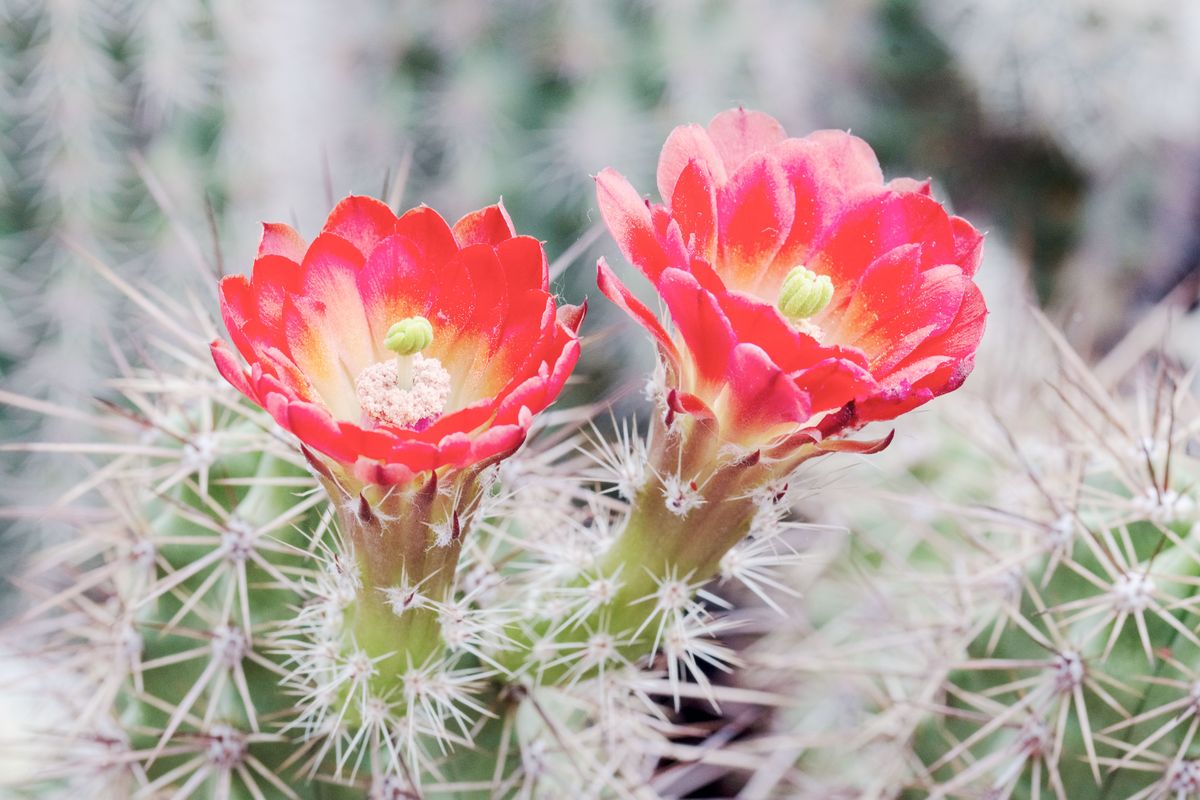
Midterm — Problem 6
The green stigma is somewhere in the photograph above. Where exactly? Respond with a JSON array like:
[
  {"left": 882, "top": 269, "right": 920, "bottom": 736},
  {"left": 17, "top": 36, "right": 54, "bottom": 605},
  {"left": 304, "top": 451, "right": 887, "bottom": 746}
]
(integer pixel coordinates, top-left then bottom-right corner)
[
  {"left": 777, "top": 266, "right": 833, "bottom": 321},
  {"left": 384, "top": 316, "right": 434, "bottom": 356}
]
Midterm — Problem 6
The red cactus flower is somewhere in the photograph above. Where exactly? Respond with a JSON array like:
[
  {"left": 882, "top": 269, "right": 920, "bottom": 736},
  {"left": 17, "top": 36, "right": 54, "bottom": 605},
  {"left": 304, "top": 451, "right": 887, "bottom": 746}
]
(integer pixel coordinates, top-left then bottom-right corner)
[
  {"left": 211, "top": 196, "right": 584, "bottom": 486},
  {"left": 596, "top": 108, "right": 985, "bottom": 448}
]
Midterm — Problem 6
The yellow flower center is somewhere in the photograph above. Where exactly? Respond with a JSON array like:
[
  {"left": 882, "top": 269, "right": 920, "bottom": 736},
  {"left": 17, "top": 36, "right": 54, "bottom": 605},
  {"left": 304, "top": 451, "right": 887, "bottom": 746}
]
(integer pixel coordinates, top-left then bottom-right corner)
[
  {"left": 384, "top": 316, "right": 434, "bottom": 390},
  {"left": 777, "top": 266, "right": 833, "bottom": 321},
  {"left": 384, "top": 316, "right": 434, "bottom": 356}
]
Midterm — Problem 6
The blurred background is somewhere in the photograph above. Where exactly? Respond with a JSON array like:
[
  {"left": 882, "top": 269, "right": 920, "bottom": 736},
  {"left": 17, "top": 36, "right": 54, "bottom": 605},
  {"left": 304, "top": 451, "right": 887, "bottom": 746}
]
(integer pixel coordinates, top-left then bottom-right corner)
[
  {"left": 3, "top": 2, "right": 1200, "bottom": 795},
  {"left": 3, "top": 0, "right": 1199, "bottom": 515}
]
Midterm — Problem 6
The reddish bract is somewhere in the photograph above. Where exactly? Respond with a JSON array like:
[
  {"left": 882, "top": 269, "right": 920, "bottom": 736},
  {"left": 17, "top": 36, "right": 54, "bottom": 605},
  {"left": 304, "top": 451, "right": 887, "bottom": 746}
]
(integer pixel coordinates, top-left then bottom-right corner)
[
  {"left": 597, "top": 108, "right": 985, "bottom": 447},
  {"left": 212, "top": 196, "right": 584, "bottom": 485}
]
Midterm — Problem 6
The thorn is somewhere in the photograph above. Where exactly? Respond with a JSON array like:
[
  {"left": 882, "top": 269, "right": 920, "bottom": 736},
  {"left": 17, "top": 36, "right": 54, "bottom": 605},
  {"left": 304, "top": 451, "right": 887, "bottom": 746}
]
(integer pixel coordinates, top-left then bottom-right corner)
[
  {"left": 730, "top": 449, "right": 761, "bottom": 469},
  {"left": 417, "top": 470, "right": 439, "bottom": 508},
  {"left": 300, "top": 445, "right": 334, "bottom": 481},
  {"left": 356, "top": 493, "right": 375, "bottom": 526}
]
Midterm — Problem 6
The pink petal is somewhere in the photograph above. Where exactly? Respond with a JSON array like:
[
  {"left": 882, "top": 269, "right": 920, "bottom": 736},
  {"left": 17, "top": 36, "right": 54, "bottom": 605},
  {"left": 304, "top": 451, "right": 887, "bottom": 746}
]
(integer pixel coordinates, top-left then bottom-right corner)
[
  {"left": 887, "top": 177, "right": 932, "bottom": 195},
  {"left": 210, "top": 340, "right": 254, "bottom": 400},
  {"left": 669, "top": 160, "right": 718, "bottom": 264},
  {"left": 714, "top": 287, "right": 866, "bottom": 374},
  {"left": 488, "top": 289, "right": 555, "bottom": 373},
  {"left": 794, "top": 357, "right": 878, "bottom": 416},
  {"left": 658, "top": 268, "right": 736, "bottom": 387},
  {"left": 387, "top": 440, "right": 440, "bottom": 473},
  {"left": 356, "top": 233, "right": 433, "bottom": 346},
  {"left": 495, "top": 335, "right": 581, "bottom": 423},
  {"left": 596, "top": 258, "right": 681, "bottom": 370},
  {"left": 557, "top": 300, "right": 587, "bottom": 334},
  {"left": 256, "top": 345, "right": 316, "bottom": 402},
  {"left": 427, "top": 246, "right": 482, "bottom": 363},
  {"left": 766, "top": 131, "right": 886, "bottom": 293},
  {"left": 828, "top": 246, "right": 966, "bottom": 373},
  {"left": 352, "top": 458, "right": 416, "bottom": 487},
  {"left": 706, "top": 108, "right": 787, "bottom": 173},
  {"left": 857, "top": 284, "right": 986, "bottom": 423},
  {"left": 951, "top": 215, "right": 985, "bottom": 276},
  {"left": 218, "top": 274, "right": 259, "bottom": 362},
  {"left": 782, "top": 130, "right": 884, "bottom": 190},
  {"left": 667, "top": 389, "right": 717, "bottom": 423},
  {"left": 657, "top": 124, "right": 727, "bottom": 203},
  {"left": 434, "top": 431, "right": 472, "bottom": 467},
  {"left": 717, "top": 154, "right": 794, "bottom": 292},
  {"left": 250, "top": 254, "right": 302, "bottom": 332},
  {"left": 283, "top": 295, "right": 359, "bottom": 419},
  {"left": 495, "top": 235, "right": 549, "bottom": 293},
  {"left": 467, "top": 423, "right": 528, "bottom": 466},
  {"left": 452, "top": 202, "right": 516, "bottom": 247},
  {"left": 320, "top": 195, "right": 398, "bottom": 259},
  {"left": 721, "top": 342, "right": 811, "bottom": 441},
  {"left": 810, "top": 191, "right": 957, "bottom": 290},
  {"left": 904, "top": 281, "right": 987, "bottom": 369},
  {"left": 596, "top": 168, "right": 670, "bottom": 283},
  {"left": 257, "top": 222, "right": 307, "bottom": 261},
  {"left": 300, "top": 232, "right": 375, "bottom": 373},
  {"left": 286, "top": 401, "right": 358, "bottom": 463},
  {"left": 395, "top": 205, "right": 459, "bottom": 269}
]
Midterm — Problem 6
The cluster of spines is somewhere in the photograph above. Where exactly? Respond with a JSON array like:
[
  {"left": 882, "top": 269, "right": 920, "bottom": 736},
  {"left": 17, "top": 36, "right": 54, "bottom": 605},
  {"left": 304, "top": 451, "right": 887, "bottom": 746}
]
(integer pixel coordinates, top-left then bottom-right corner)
[{"left": 733, "top": 314, "right": 1200, "bottom": 798}]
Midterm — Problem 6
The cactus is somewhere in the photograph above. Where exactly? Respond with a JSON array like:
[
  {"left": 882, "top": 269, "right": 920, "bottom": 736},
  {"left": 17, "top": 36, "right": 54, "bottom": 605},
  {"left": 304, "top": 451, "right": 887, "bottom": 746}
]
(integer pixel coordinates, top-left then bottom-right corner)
[
  {"left": 909, "top": 322, "right": 1200, "bottom": 799},
  {"left": 0, "top": 103, "right": 996, "bottom": 798},
  {"left": 731, "top": 304, "right": 1200, "bottom": 799},
  {"left": 0, "top": 241, "right": 840, "bottom": 797}
]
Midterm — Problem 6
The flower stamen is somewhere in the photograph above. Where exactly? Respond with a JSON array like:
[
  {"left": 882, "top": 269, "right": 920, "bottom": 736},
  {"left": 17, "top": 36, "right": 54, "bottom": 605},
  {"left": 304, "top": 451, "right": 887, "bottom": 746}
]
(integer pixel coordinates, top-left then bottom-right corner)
[
  {"left": 356, "top": 355, "right": 451, "bottom": 430},
  {"left": 384, "top": 316, "right": 434, "bottom": 389},
  {"left": 777, "top": 265, "right": 833, "bottom": 321}
]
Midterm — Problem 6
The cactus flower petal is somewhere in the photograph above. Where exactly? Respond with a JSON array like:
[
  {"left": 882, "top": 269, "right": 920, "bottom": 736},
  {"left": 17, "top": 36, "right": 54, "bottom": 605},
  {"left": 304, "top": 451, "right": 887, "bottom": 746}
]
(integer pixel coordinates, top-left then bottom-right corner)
[
  {"left": 212, "top": 196, "right": 584, "bottom": 485},
  {"left": 597, "top": 107, "right": 986, "bottom": 447}
]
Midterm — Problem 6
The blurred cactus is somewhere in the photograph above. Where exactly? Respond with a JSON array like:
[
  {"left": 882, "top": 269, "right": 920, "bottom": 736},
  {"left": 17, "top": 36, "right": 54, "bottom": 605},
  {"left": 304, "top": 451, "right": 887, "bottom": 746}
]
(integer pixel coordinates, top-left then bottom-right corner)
[
  {"left": 5, "top": 1, "right": 1200, "bottom": 798},
  {"left": 732, "top": 285, "right": 1200, "bottom": 797},
  {"left": 906, "top": 321, "right": 1200, "bottom": 799},
  {"left": 0, "top": 0, "right": 219, "bottom": 522}
]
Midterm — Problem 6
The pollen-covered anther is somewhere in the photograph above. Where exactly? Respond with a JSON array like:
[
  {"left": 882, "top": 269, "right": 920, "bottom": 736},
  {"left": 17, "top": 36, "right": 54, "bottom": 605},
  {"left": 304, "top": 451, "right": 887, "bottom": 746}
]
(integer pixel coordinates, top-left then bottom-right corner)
[{"left": 355, "top": 353, "right": 451, "bottom": 429}]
